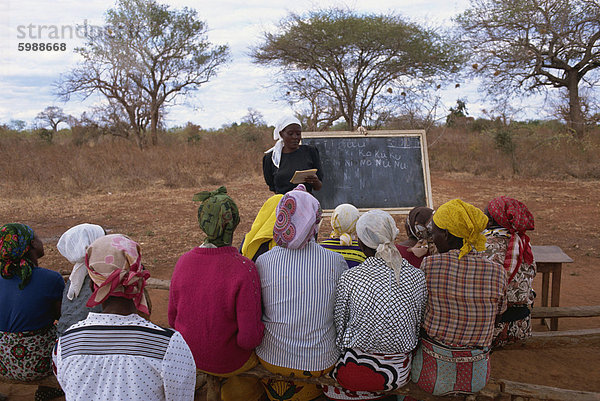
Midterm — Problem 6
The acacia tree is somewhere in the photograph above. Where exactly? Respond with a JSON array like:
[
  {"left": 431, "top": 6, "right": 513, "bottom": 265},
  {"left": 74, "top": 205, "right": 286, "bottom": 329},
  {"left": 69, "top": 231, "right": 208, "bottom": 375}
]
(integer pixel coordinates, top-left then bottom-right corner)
[
  {"left": 57, "top": 0, "right": 229, "bottom": 148},
  {"left": 35, "top": 106, "right": 69, "bottom": 142},
  {"left": 251, "top": 8, "right": 463, "bottom": 131},
  {"left": 283, "top": 71, "right": 342, "bottom": 131},
  {"left": 457, "top": 0, "right": 600, "bottom": 138}
]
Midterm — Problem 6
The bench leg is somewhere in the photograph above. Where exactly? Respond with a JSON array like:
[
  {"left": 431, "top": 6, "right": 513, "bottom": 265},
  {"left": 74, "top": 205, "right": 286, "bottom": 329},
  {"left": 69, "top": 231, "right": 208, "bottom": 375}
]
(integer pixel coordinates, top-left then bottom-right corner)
[
  {"left": 541, "top": 271, "right": 550, "bottom": 328},
  {"left": 550, "top": 263, "right": 562, "bottom": 331}
]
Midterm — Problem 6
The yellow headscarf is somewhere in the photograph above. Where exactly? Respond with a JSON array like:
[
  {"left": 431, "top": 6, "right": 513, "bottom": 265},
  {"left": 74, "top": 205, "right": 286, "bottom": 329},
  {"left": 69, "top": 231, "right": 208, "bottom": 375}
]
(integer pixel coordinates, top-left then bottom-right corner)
[
  {"left": 241, "top": 194, "right": 284, "bottom": 260},
  {"left": 433, "top": 199, "right": 488, "bottom": 259}
]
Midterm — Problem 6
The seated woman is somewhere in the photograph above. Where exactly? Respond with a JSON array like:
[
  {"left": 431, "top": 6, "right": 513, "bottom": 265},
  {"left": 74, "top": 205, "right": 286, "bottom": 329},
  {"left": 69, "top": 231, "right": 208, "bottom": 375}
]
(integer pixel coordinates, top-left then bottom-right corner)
[
  {"left": 169, "top": 186, "right": 265, "bottom": 401},
  {"left": 323, "top": 210, "right": 428, "bottom": 400},
  {"left": 483, "top": 196, "right": 536, "bottom": 348},
  {"left": 56, "top": 223, "right": 105, "bottom": 336},
  {"left": 412, "top": 199, "right": 507, "bottom": 396},
  {"left": 396, "top": 206, "right": 435, "bottom": 268},
  {"left": 319, "top": 203, "right": 366, "bottom": 268},
  {"left": 240, "top": 194, "right": 283, "bottom": 262},
  {"left": 255, "top": 185, "right": 347, "bottom": 401},
  {"left": 263, "top": 116, "right": 323, "bottom": 194},
  {"left": 54, "top": 234, "right": 196, "bottom": 400},
  {"left": 0, "top": 224, "right": 64, "bottom": 401}
]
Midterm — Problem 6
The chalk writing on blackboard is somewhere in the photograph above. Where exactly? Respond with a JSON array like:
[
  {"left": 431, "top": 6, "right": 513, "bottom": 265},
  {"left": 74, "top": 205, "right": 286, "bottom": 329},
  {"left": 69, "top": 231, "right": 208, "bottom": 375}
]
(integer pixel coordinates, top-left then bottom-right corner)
[{"left": 302, "top": 131, "right": 432, "bottom": 213}]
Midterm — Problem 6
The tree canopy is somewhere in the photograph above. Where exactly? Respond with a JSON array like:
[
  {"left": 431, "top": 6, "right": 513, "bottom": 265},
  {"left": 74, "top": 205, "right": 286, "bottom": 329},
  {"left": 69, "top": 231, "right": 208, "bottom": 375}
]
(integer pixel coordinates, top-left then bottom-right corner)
[
  {"left": 457, "top": 0, "right": 600, "bottom": 138},
  {"left": 57, "top": 0, "right": 229, "bottom": 148},
  {"left": 252, "top": 8, "right": 463, "bottom": 130},
  {"left": 35, "top": 106, "right": 69, "bottom": 142}
]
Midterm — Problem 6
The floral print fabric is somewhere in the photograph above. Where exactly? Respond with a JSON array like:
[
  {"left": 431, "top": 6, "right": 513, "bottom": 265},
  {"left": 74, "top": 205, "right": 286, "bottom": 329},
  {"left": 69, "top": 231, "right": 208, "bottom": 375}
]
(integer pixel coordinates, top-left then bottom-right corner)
[
  {"left": 85, "top": 234, "right": 150, "bottom": 314},
  {"left": 483, "top": 228, "right": 536, "bottom": 347},
  {"left": 0, "top": 223, "right": 35, "bottom": 289},
  {"left": 273, "top": 184, "right": 322, "bottom": 250},
  {"left": 0, "top": 324, "right": 56, "bottom": 381}
]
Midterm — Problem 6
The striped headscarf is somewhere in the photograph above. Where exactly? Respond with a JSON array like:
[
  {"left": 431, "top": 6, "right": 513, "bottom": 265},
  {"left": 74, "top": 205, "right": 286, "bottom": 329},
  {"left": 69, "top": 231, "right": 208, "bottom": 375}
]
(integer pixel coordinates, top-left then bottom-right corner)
[
  {"left": 85, "top": 234, "right": 150, "bottom": 314},
  {"left": 193, "top": 186, "right": 240, "bottom": 247},
  {"left": 273, "top": 184, "right": 322, "bottom": 250},
  {"left": 0, "top": 223, "right": 35, "bottom": 289},
  {"left": 356, "top": 209, "right": 404, "bottom": 284},
  {"left": 330, "top": 203, "right": 360, "bottom": 246},
  {"left": 433, "top": 199, "right": 488, "bottom": 259},
  {"left": 487, "top": 196, "right": 535, "bottom": 283}
]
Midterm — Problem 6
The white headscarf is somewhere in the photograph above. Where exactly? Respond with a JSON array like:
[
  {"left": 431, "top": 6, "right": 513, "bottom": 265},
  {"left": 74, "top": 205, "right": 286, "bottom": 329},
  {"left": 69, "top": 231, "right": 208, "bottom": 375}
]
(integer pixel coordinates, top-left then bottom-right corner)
[
  {"left": 356, "top": 210, "right": 404, "bottom": 284},
  {"left": 265, "top": 115, "right": 302, "bottom": 168},
  {"left": 56, "top": 223, "right": 105, "bottom": 300},
  {"left": 331, "top": 203, "right": 360, "bottom": 246}
]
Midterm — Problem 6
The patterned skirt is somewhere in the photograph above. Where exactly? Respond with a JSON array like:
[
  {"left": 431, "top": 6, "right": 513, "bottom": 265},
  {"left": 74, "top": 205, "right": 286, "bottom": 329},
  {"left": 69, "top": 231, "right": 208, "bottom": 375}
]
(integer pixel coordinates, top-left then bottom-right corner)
[
  {"left": 0, "top": 324, "right": 57, "bottom": 381},
  {"left": 411, "top": 337, "right": 490, "bottom": 396},
  {"left": 492, "top": 315, "right": 532, "bottom": 348},
  {"left": 259, "top": 357, "right": 333, "bottom": 401},
  {"left": 323, "top": 348, "right": 412, "bottom": 400}
]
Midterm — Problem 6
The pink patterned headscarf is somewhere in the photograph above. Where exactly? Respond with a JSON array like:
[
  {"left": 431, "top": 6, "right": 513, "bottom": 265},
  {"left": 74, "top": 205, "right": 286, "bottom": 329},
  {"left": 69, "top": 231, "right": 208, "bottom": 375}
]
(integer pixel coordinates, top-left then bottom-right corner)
[
  {"left": 273, "top": 185, "right": 322, "bottom": 250},
  {"left": 85, "top": 234, "right": 150, "bottom": 314}
]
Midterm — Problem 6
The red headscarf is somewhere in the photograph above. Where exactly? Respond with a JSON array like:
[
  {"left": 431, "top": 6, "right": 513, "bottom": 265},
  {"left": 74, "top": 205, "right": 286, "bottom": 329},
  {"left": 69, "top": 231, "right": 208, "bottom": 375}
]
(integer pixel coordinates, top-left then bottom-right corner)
[{"left": 487, "top": 196, "right": 534, "bottom": 282}]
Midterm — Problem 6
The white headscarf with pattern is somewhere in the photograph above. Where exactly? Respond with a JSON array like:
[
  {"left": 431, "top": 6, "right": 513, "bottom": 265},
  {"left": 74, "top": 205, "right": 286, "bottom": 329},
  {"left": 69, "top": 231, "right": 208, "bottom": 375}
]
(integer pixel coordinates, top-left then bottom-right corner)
[{"left": 330, "top": 204, "right": 360, "bottom": 246}]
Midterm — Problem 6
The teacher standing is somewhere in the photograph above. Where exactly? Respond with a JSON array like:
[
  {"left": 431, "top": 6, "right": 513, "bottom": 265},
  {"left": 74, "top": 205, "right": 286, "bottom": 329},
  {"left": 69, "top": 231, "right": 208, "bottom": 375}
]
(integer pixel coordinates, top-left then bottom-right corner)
[{"left": 263, "top": 116, "right": 323, "bottom": 194}]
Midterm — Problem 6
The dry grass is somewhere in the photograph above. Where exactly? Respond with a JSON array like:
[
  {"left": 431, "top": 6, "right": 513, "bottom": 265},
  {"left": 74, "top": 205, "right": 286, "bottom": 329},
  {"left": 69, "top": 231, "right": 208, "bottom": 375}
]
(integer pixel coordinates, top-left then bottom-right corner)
[
  {"left": 427, "top": 125, "right": 600, "bottom": 179},
  {"left": 2, "top": 124, "right": 600, "bottom": 197},
  {"left": 2, "top": 129, "right": 272, "bottom": 197}
]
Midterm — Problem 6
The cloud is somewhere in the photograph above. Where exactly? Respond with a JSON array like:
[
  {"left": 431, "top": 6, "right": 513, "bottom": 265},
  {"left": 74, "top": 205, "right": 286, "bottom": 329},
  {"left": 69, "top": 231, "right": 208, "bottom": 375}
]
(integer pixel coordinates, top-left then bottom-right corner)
[{"left": 0, "top": 0, "right": 546, "bottom": 128}]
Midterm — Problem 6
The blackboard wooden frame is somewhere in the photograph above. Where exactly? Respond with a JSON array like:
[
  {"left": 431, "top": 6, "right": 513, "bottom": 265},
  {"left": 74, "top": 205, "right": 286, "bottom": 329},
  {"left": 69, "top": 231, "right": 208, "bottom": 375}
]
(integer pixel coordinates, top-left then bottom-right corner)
[{"left": 302, "top": 129, "right": 433, "bottom": 215}]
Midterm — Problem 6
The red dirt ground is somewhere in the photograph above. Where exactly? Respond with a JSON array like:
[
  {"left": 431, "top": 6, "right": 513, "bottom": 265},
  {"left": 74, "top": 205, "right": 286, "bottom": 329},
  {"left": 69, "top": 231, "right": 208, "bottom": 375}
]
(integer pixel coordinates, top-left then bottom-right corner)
[{"left": 1, "top": 171, "right": 599, "bottom": 399}]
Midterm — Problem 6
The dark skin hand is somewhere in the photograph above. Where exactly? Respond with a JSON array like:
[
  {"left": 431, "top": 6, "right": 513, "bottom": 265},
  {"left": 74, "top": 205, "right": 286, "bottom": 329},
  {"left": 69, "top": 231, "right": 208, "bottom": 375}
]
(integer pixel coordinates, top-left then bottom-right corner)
[{"left": 280, "top": 123, "right": 323, "bottom": 191}]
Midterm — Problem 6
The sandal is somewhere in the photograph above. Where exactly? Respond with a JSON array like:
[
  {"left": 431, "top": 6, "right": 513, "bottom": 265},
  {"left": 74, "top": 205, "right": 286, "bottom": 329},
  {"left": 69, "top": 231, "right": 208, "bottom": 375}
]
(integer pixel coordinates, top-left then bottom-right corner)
[{"left": 34, "top": 386, "right": 64, "bottom": 401}]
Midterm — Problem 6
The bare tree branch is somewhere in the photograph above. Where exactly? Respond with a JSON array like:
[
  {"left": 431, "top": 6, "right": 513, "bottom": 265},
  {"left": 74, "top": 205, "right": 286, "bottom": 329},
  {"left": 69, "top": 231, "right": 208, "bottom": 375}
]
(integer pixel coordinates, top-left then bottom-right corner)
[{"left": 56, "top": 0, "right": 229, "bottom": 148}]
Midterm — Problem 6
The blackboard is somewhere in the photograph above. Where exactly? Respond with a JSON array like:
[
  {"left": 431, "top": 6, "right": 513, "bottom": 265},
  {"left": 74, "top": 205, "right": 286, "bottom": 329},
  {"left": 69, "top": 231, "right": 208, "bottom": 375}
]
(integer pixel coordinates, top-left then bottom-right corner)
[{"left": 302, "top": 130, "right": 432, "bottom": 213}]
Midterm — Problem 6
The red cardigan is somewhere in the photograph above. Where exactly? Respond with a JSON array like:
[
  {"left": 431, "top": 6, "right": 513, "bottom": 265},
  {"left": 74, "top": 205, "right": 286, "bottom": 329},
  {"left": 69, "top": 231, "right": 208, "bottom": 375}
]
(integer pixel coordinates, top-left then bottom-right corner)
[
  {"left": 396, "top": 244, "right": 425, "bottom": 268},
  {"left": 168, "top": 246, "right": 264, "bottom": 373}
]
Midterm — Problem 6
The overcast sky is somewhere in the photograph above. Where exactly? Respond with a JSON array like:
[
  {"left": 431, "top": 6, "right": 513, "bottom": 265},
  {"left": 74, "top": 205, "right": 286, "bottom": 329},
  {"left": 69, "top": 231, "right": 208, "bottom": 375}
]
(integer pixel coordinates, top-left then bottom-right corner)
[{"left": 0, "top": 0, "right": 550, "bottom": 129}]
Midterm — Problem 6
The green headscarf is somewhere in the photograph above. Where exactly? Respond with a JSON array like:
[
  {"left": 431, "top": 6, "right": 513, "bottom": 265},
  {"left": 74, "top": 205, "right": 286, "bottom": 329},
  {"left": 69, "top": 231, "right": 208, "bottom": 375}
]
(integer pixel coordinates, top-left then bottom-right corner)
[
  {"left": 0, "top": 223, "right": 35, "bottom": 289},
  {"left": 193, "top": 186, "right": 240, "bottom": 247}
]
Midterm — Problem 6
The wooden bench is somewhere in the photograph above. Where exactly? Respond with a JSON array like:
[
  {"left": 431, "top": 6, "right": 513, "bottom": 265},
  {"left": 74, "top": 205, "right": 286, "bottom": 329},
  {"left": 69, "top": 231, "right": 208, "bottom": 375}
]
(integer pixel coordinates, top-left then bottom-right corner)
[{"left": 196, "top": 364, "right": 600, "bottom": 401}]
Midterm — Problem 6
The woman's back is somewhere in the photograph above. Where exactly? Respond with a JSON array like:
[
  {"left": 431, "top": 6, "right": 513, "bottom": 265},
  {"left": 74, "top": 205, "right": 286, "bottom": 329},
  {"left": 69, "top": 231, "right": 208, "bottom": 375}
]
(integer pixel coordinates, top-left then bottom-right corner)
[
  {"left": 169, "top": 246, "right": 263, "bottom": 373},
  {"left": 0, "top": 266, "right": 64, "bottom": 332},
  {"left": 335, "top": 257, "right": 427, "bottom": 354},
  {"left": 255, "top": 242, "right": 347, "bottom": 371}
]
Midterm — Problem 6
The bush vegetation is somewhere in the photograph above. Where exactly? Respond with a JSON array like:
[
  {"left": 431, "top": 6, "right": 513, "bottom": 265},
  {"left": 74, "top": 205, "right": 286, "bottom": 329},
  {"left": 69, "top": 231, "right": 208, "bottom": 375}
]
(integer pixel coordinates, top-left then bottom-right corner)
[{"left": 1, "top": 120, "right": 599, "bottom": 198}]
